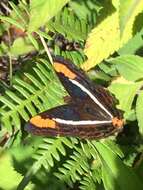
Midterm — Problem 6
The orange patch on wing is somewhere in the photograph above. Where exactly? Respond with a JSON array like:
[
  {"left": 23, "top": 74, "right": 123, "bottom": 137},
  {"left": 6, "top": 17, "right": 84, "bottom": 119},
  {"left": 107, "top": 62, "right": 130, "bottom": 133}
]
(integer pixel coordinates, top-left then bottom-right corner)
[
  {"left": 30, "top": 116, "right": 56, "bottom": 128},
  {"left": 53, "top": 62, "right": 76, "bottom": 79},
  {"left": 112, "top": 117, "right": 124, "bottom": 128}
]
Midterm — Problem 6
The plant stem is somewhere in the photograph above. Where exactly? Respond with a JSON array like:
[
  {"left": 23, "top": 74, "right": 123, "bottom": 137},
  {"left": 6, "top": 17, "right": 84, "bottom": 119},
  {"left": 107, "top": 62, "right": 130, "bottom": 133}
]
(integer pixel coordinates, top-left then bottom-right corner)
[{"left": 39, "top": 35, "right": 53, "bottom": 65}]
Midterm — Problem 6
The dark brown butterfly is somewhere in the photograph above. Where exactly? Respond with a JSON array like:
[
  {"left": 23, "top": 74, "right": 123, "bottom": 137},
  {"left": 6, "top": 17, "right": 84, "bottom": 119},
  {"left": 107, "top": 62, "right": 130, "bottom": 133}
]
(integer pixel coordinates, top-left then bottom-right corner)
[{"left": 25, "top": 56, "right": 124, "bottom": 139}]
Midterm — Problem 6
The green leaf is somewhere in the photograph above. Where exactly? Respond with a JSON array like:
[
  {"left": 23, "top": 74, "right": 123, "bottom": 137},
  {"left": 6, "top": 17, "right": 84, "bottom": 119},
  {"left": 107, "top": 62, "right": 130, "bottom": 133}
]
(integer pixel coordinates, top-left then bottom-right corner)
[
  {"left": 80, "top": 175, "right": 97, "bottom": 190},
  {"left": 120, "top": 0, "right": 143, "bottom": 44},
  {"left": 109, "top": 55, "right": 143, "bottom": 81},
  {"left": 0, "top": 42, "right": 9, "bottom": 55},
  {"left": 27, "top": 33, "right": 39, "bottom": 50},
  {"left": 108, "top": 82, "right": 142, "bottom": 111},
  {"left": 10, "top": 37, "right": 35, "bottom": 56},
  {"left": 0, "top": 16, "right": 25, "bottom": 30},
  {"left": 69, "top": 0, "right": 100, "bottom": 20},
  {"left": 136, "top": 91, "right": 143, "bottom": 136},
  {"left": 0, "top": 152, "right": 34, "bottom": 190},
  {"left": 118, "top": 29, "right": 143, "bottom": 55},
  {"left": 55, "top": 147, "right": 89, "bottom": 185},
  {"left": 47, "top": 7, "right": 88, "bottom": 41},
  {"left": 9, "top": 2, "right": 27, "bottom": 25},
  {"left": 94, "top": 141, "right": 143, "bottom": 190},
  {"left": 103, "top": 140, "right": 124, "bottom": 158},
  {"left": 36, "top": 30, "right": 52, "bottom": 40},
  {"left": 19, "top": 137, "right": 75, "bottom": 189},
  {"left": 28, "top": 0, "right": 70, "bottom": 32}
]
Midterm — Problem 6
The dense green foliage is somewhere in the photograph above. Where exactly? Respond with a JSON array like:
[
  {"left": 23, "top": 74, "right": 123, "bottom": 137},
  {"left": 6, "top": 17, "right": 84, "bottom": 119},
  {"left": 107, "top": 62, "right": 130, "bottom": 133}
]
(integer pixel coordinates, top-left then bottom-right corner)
[{"left": 0, "top": 0, "right": 143, "bottom": 190}]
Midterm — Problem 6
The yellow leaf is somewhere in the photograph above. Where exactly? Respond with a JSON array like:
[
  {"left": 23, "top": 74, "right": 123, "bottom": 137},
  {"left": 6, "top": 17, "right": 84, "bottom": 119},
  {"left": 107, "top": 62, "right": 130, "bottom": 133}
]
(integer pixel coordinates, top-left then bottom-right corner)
[
  {"left": 83, "top": 5, "right": 120, "bottom": 70},
  {"left": 82, "top": 0, "right": 143, "bottom": 71}
]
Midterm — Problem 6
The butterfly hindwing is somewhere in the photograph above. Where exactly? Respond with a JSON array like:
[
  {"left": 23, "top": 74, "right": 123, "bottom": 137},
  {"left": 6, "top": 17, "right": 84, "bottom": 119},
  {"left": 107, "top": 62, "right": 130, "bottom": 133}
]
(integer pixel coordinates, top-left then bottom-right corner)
[{"left": 26, "top": 101, "right": 121, "bottom": 138}]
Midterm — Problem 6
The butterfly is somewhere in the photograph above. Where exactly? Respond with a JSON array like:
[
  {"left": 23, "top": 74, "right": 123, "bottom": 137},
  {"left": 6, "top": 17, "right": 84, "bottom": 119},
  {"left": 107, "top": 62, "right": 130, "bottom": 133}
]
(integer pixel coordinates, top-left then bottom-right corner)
[{"left": 25, "top": 56, "right": 124, "bottom": 139}]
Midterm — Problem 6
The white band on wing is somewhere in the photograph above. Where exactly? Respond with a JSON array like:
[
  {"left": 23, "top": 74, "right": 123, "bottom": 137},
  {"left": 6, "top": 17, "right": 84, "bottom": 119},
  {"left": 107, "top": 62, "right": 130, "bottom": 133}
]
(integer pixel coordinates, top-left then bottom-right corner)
[
  {"left": 53, "top": 118, "right": 112, "bottom": 125},
  {"left": 70, "top": 79, "right": 113, "bottom": 118}
]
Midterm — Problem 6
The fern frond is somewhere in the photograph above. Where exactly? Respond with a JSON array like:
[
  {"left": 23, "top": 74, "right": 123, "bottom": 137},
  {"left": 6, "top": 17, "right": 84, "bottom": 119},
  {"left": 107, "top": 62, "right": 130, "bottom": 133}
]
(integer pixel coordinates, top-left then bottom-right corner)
[
  {"left": 55, "top": 147, "right": 90, "bottom": 186},
  {"left": 80, "top": 142, "right": 92, "bottom": 159},
  {"left": 79, "top": 143, "right": 102, "bottom": 190},
  {"left": 18, "top": 137, "right": 77, "bottom": 189},
  {"left": 61, "top": 49, "right": 86, "bottom": 66},
  {"left": 69, "top": 0, "right": 100, "bottom": 22},
  {"left": 9, "top": 1, "right": 27, "bottom": 26},
  {"left": 0, "top": 59, "right": 65, "bottom": 130},
  {"left": 47, "top": 8, "right": 90, "bottom": 41},
  {"left": 52, "top": 44, "right": 86, "bottom": 68},
  {"left": 79, "top": 175, "right": 97, "bottom": 190},
  {"left": 33, "top": 137, "right": 76, "bottom": 169}
]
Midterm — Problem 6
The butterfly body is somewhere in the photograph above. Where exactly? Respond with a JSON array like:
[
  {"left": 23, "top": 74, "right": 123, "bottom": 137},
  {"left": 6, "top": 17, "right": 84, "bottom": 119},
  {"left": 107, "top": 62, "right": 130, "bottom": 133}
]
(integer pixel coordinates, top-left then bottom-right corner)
[{"left": 25, "top": 56, "right": 124, "bottom": 139}]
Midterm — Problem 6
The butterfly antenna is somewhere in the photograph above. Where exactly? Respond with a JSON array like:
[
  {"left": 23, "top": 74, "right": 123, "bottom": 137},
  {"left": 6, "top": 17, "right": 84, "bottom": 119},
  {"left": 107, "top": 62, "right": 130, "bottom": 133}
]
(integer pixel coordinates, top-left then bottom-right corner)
[{"left": 39, "top": 35, "right": 53, "bottom": 65}]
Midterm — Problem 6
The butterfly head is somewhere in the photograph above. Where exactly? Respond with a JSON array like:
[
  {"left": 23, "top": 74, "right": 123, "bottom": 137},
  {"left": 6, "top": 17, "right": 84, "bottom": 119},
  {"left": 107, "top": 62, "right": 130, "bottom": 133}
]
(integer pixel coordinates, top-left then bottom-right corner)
[{"left": 112, "top": 117, "right": 124, "bottom": 129}]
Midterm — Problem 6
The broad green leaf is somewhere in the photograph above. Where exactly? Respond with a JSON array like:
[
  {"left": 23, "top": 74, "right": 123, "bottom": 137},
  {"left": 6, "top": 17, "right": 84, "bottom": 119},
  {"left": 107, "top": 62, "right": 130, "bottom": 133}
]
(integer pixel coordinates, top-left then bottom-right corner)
[
  {"left": 136, "top": 91, "right": 143, "bottom": 136},
  {"left": 120, "top": 0, "right": 143, "bottom": 44},
  {"left": 83, "top": 1, "right": 120, "bottom": 70},
  {"left": 118, "top": 29, "right": 143, "bottom": 55},
  {"left": 103, "top": 140, "right": 124, "bottom": 158},
  {"left": 124, "top": 109, "right": 136, "bottom": 121},
  {"left": 28, "top": 0, "right": 70, "bottom": 32},
  {"left": 0, "top": 152, "right": 34, "bottom": 190},
  {"left": 108, "top": 82, "right": 142, "bottom": 111},
  {"left": 94, "top": 141, "right": 143, "bottom": 190},
  {"left": 109, "top": 55, "right": 143, "bottom": 81},
  {"left": 10, "top": 37, "right": 35, "bottom": 56}
]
